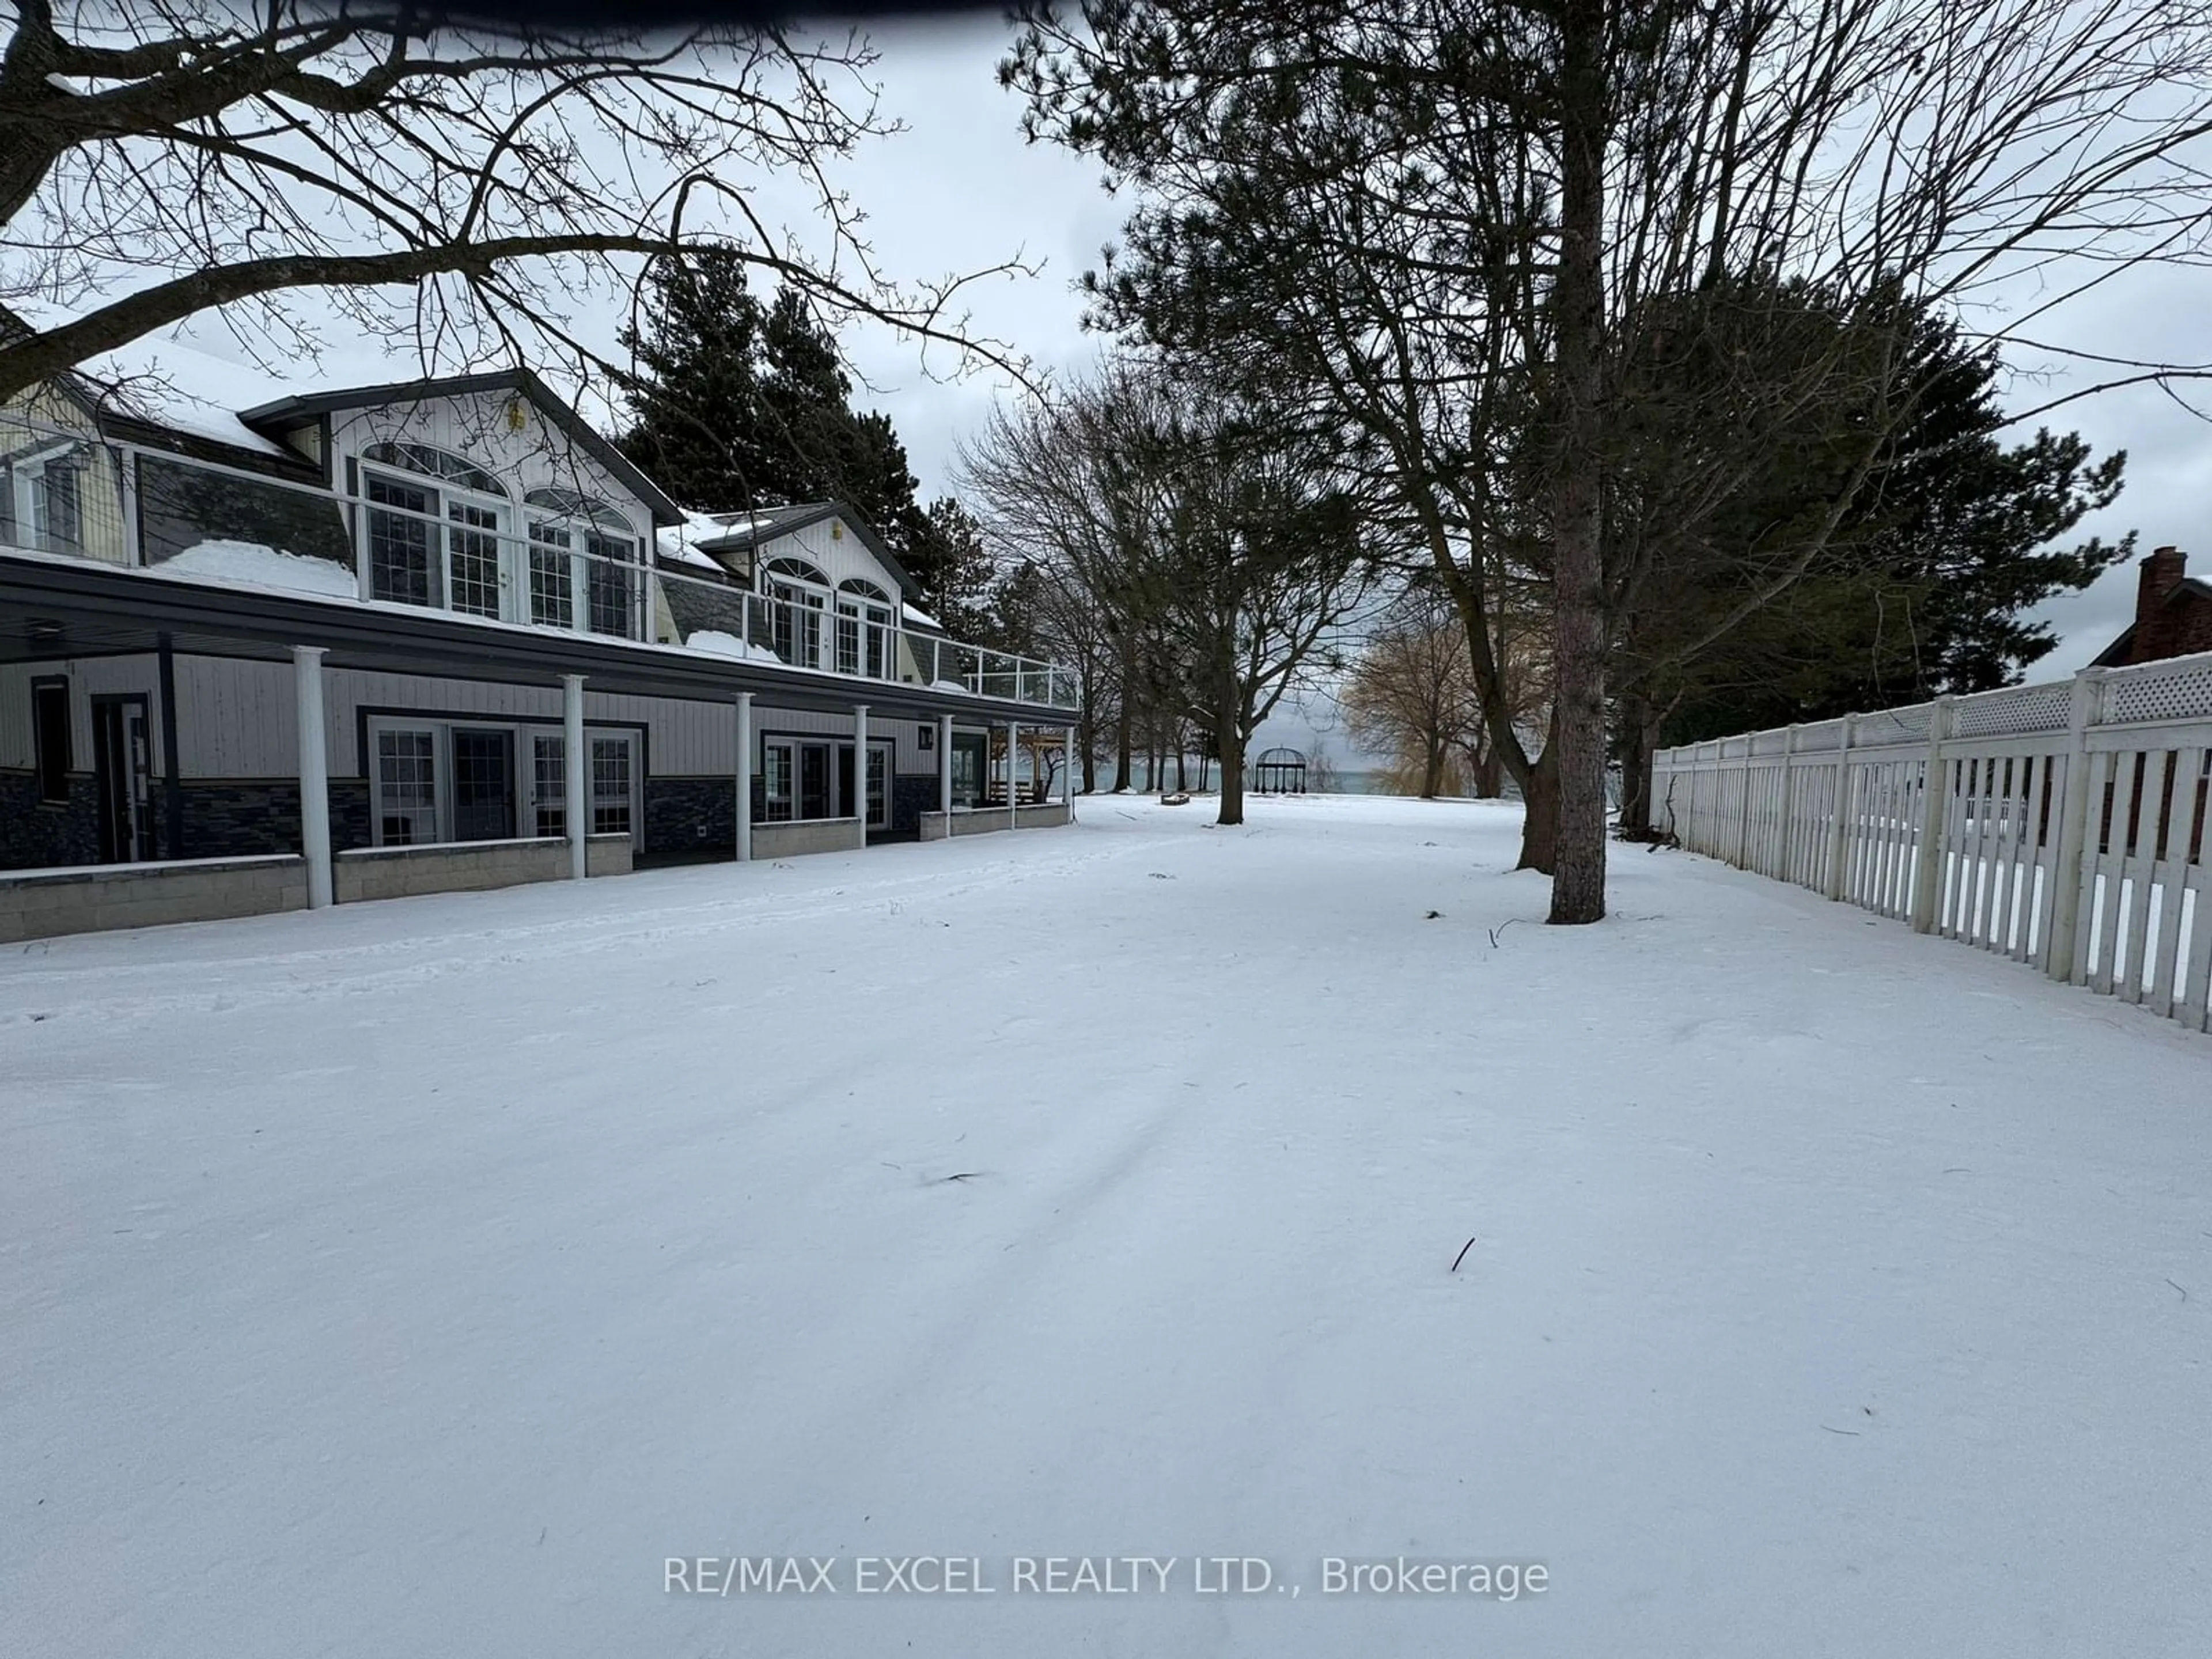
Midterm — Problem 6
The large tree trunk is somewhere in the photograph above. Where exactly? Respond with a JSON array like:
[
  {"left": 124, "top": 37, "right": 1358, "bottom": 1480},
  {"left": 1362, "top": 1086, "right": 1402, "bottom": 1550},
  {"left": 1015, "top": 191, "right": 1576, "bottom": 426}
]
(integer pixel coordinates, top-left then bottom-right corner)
[
  {"left": 1464, "top": 730, "right": 1507, "bottom": 799},
  {"left": 1613, "top": 690, "right": 1661, "bottom": 839},
  {"left": 1422, "top": 737, "right": 1445, "bottom": 798},
  {"left": 1215, "top": 670, "right": 1247, "bottom": 827},
  {"left": 1516, "top": 734, "right": 1561, "bottom": 873},
  {"left": 1546, "top": 0, "right": 1609, "bottom": 925},
  {"left": 1113, "top": 641, "right": 1135, "bottom": 790}
]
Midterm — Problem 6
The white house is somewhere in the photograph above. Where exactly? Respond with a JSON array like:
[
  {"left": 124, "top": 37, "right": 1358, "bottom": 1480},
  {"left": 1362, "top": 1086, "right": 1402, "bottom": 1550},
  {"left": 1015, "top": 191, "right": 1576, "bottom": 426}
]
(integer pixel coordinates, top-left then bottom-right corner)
[{"left": 0, "top": 357, "right": 1079, "bottom": 938}]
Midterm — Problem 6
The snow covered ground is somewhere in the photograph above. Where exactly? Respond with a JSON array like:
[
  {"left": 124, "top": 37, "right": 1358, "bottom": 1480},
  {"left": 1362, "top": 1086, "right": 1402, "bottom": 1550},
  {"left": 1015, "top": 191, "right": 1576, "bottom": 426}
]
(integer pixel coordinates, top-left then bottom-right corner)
[{"left": 3, "top": 794, "right": 2207, "bottom": 1657}]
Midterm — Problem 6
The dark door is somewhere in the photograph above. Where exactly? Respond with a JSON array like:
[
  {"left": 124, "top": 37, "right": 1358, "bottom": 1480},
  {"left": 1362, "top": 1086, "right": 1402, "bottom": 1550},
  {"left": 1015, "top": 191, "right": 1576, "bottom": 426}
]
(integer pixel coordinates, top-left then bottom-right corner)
[
  {"left": 798, "top": 742, "right": 831, "bottom": 821},
  {"left": 950, "top": 733, "right": 986, "bottom": 808},
  {"left": 450, "top": 728, "right": 516, "bottom": 841},
  {"left": 836, "top": 744, "right": 855, "bottom": 821},
  {"left": 92, "top": 696, "right": 152, "bottom": 862}
]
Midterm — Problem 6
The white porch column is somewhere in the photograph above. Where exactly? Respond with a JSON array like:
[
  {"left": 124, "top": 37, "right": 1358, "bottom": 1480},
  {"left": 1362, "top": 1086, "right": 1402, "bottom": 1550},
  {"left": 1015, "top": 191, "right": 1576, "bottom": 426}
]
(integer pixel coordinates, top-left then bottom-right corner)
[
  {"left": 563, "top": 673, "right": 587, "bottom": 880},
  {"left": 938, "top": 713, "right": 955, "bottom": 820},
  {"left": 734, "top": 691, "right": 754, "bottom": 862},
  {"left": 293, "top": 646, "right": 332, "bottom": 910},
  {"left": 1006, "top": 721, "right": 1020, "bottom": 830},
  {"left": 853, "top": 703, "right": 870, "bottom": 826},
  {"left": 1063, "top": 726, "right": 1075, "bottom": 804}
]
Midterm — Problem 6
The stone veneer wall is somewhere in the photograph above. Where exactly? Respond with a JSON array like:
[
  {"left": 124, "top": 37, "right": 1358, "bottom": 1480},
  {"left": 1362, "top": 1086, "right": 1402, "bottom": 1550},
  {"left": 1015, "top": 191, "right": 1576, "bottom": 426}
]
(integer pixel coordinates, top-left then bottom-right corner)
[
  {"left": 645, "top": 777, "right": 736, "bottom": 857},
  {"left": 891, "top": 774, "right": 940, "bottom": 835},
  {"left": 0, "top": 770, "right": 101, "bottom": 870},
  {"left": 172, "top": 778, "right": 374, "bottom": 861}
]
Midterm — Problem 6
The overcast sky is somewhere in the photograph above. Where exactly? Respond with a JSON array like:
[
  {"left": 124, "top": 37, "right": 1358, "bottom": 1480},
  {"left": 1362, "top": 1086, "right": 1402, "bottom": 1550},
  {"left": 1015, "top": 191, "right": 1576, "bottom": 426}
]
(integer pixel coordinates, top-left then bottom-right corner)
[
  {"left": 75, "top": 10, "right": 2212, "bottom": 764},
  {"left": 807, "top": 14, "right": 2212, "bottom": 758}
]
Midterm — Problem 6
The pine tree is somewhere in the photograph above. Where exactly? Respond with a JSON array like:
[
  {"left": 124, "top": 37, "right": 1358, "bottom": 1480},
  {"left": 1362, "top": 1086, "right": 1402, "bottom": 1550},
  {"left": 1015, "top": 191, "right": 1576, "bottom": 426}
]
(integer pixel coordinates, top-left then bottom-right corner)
[
  {"left": 617, "top": 249, "right": 769, "bottom": 508},
  {"left": 904, "top": 497, "right": 998, "bottom": 635}
]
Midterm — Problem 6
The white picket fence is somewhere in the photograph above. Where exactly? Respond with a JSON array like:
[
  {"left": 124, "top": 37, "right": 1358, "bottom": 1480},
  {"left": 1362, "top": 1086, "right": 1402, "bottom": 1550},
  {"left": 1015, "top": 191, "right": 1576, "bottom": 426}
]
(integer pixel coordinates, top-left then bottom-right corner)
[{"left": 1651, "top": 650, "right": 2212, "bottom": 1035}]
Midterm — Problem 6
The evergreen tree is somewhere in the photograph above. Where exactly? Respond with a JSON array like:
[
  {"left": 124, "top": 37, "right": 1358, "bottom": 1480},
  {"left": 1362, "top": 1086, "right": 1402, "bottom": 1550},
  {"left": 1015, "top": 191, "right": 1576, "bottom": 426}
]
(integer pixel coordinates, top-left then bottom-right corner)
[
  {"left": 622, "top": 255, "right": 929, "bottom": 559},
  {"left": 617, "top": 248, "right": 770, "bottom": 507},
  {"left": 904, "top": 497, "right": 999, "bottom": 635},
  {"left": 1657, "top": 312, "right": 2128, "bottom": 744}
]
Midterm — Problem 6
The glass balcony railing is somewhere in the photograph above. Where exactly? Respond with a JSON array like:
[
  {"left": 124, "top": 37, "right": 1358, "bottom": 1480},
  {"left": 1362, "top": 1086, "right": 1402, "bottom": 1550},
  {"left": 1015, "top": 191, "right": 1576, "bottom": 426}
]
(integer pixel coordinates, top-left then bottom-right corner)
[{"left": 0, "top": 406, "right": 1082, "bottom": 711}]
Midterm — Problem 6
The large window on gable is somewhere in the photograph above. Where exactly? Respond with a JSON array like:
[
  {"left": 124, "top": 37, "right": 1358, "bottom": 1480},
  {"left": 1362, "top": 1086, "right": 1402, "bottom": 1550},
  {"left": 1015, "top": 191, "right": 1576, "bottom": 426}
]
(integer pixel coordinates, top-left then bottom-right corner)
[
  {"left": 359, "top": 442, "right": 510, "bottom": 618},
  {"left": 524, "top": 488, "right": 641, "bottom": 638},
  {"left": 838, "top": 578, "right": 895, "bottom": 679},
  {"left": 763, "top": 556, "right": 827, "bottom": 668}
]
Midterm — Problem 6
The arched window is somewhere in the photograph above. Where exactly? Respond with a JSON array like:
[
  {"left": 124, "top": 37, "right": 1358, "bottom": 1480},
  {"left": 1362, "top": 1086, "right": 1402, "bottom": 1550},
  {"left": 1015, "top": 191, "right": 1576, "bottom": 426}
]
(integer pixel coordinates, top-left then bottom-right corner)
[
  {"left": 524, "top": 488, "right": 635, "bottom": 535},
  {"left": 764, "top": 556, "right": 829, "bottom": 588},
  {"left": 524, "top": 488, "right": 640, "bottom": 636},
  {"left": 836, "top": 578, "right": 895, "bottom": 678},
  {"left": 361, "top": 442, "right": 506, "bottom": 497},
  {"left": 762, "top": 558, "right": 828, "bottom": 668},
  {"left": 358, "top": 442, "right": 509, "bottom": 619}
]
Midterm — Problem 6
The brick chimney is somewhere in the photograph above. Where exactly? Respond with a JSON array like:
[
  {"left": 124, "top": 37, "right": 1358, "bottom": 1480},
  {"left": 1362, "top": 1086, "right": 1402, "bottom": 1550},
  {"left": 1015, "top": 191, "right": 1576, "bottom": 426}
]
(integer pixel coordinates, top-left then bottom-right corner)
[{"left": 2133, "top": 547, "right": 2188, "bottom": 662}]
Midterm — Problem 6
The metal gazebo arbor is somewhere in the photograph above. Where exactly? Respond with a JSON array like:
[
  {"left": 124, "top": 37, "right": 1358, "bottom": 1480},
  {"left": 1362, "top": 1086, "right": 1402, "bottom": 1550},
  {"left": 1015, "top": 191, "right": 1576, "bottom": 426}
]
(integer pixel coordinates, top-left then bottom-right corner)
[{"left": 1251, "top": 746, "right": 1308, "bottom": 795}]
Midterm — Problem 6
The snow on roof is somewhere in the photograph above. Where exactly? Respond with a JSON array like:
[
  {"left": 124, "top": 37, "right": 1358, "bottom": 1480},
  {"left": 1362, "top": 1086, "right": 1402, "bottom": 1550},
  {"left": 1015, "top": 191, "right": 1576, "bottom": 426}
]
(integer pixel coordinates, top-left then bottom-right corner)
[
  {"left": 902, "top": 601, "right": 942, "bottom": 630},
  {"left": 63, "top": 317, "right": 301, "bottom": 457},
  {"left": 656, "top": 511, "right": 762, "bottom": 571}
]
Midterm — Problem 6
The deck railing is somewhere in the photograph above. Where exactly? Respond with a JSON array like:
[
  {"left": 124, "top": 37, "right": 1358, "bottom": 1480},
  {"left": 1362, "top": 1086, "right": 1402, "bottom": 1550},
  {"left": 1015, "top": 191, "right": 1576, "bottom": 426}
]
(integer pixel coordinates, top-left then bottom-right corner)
[
  {"left": 0, "top": 406, "right": 1081, "bottom": 710},
  {"left": 1652, "top": 653, "right": 2212, "bottom": 1035}
]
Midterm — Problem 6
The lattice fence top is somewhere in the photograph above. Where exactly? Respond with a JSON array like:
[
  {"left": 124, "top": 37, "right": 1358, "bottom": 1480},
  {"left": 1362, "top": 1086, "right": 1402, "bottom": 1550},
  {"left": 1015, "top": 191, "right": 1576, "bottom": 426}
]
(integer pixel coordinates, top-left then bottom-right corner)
[
  {"left": 1952, "top": 680, "right": 2072, "bottom": 738},
  {"left": 1854, "top": 705, "right": 1930, "bottom": 748},
  {"left": 1654, "top": 647, "right": 2212, "bottom": 764},
  {"left": 2105, "top": 655, "right": 2212, "bottom": 726},
  {"left": 1795, "top": 717, "right": 1846, "bottom": 751}
]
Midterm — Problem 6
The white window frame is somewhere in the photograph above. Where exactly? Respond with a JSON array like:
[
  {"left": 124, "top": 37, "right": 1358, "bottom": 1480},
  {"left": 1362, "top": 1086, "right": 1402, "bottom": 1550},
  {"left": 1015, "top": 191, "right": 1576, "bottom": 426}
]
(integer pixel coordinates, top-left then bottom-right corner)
[
  {"left": 762, "top": 738, "right": 796, "bottom": 822},
  {"left": 369, "top": 717, "right": 640, "bottom": 849},
  {"left": 5, "top": 436, "right": 88, "bottom": 555},
  {"left": 836, "top": 579, "right": 895, "bottom": 680},
  {"left": 524, "top": 490, "right": 643, "bottom": 639},
  {"left": 371, "top": 722, "right": 442, "bottom": 846},
  {"left": 358, "top": 444, "right": 513, "bottom": 620},
  {"left": 762, "top": 558, "right": 830, "bottom": 670}
]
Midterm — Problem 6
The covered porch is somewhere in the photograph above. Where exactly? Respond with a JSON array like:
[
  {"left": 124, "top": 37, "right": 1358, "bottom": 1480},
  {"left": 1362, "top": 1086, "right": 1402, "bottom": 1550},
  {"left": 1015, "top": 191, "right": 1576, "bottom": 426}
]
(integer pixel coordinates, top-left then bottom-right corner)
[{"left": 0, "top": 549, "right": 1078, "bottom": 938}]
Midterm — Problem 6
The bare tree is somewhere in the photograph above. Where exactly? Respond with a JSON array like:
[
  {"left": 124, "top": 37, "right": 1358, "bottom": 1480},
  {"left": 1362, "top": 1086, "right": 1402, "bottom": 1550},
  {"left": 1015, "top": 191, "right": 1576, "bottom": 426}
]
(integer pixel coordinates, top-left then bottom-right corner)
[
  {"left": 1012, "top": 0, "right": 2212, "bottom": 924},
  {"left": 0, "top": 2, "right": 1027, "bottom": 407},
  {"left": 1342, "top": 594, "right": 1487, "bottom": 798},
  {"left": 1344, "top": 587, "right": 1550, "bottom": 798},
  {"left": 963, "top": 364, "right": 1374, "bottom": 825}
]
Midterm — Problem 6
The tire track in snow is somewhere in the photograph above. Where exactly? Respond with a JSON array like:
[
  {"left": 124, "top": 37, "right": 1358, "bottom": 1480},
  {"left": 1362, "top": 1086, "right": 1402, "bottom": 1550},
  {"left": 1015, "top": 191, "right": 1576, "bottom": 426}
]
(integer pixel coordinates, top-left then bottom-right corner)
[{"left": 0, "top": 839, "right": 1157, "bottom": 1032}]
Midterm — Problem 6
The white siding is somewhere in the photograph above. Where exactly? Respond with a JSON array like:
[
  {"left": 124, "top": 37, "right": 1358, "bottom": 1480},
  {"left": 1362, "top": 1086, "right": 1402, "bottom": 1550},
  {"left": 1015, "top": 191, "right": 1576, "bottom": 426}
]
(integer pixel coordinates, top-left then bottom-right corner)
[
  {"left": 760, "top": 516, "right": 906, "bottom": 601},
  {"left": 0, "top": 656, "right": 168, "bottom": 772},
  {"left": 159, "top": 657, "right": 743, "bottom": 780},
  {"left": 328, "top": 390, "right": 656, "bottom": 537},
  {"left": 173, "top": 657, "right": 295, "bottom": 776},
  {"left": 6, "top": 653, "right": 992, "bottom": 783}
]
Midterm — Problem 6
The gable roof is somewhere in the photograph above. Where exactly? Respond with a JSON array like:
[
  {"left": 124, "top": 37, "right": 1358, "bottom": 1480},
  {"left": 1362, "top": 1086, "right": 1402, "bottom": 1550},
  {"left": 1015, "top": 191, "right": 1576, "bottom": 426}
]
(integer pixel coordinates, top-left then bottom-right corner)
[
  {"left": 2090, "top": 577, "right": 2212, "bottom": 667},
  {"left": 239, "top": 368, "right": 683, "bottom": 527},
  {"left": 675, "top": 500, "right": 922, "bottom": 602}
]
